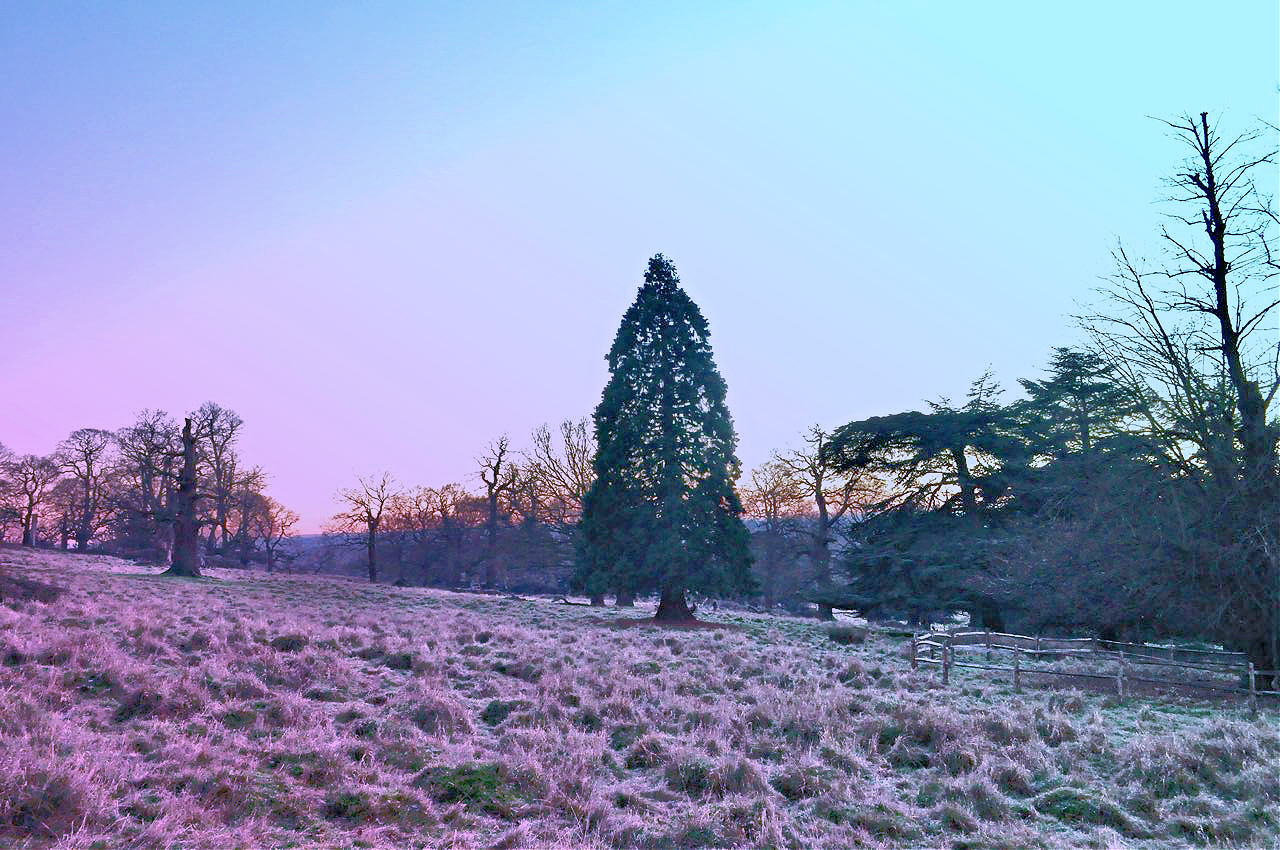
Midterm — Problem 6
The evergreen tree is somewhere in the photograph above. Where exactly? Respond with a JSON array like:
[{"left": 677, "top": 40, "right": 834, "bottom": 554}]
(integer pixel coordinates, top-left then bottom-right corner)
[
  {"left": 1016, "top": 347, "right": 1136, "bottom": 461},
  {"left": 577, "top": 255, "right": 753, "bottom": 622}
]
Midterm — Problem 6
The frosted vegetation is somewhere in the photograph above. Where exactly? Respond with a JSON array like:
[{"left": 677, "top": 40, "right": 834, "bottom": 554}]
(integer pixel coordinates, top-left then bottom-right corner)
[{"left": 1, "top": 549, "right": 1276, "bottom": 849}]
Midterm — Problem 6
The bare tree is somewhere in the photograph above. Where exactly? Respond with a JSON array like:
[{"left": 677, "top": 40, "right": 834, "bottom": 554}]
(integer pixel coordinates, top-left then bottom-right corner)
[
  {"left": 3, "top": 454, "right": 63, "bottom": 547},
  {"left": 477, "top": 437, "right": 518, "bottom": 588},
  {"left": 1086, "top": 112, "right": 1278, "bottom": 677},
  {"left": 252, "top": 495, "right": 299, "bottom": 573},
  {"left": 225, "top": 466, "right": 267, "bottom": 564},
  {"left": 330, "top": 472, "right": 397, "bottom": 583},
  {"left": 775, "top": 425, "right": 873, "bottom": 619},
  {"left": 192, "top": 402, "right": 244, "bottom": 555},
  {"left": 432, "top": 483, "right": 485, "bottom": 586},
  {"left": 56, "top": 428, "right": 115, "bottom": 549},
  {"left": 0, "top": 442, "right": 17, "bottom": 542},
  {"left": 113, "top": 410, "right": 181, "bottom": 562},
  {"left": 523, "top": 418, "right": 595, "bottom": 529},
  {"left": 47, "top": 476, "right": 82, "bottom": 550},
  {"left": 741, "top": 460, "right": 809, "bottom": 609}
]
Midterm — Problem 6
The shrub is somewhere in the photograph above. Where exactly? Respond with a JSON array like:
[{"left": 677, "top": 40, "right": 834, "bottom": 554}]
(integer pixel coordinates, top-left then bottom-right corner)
[{"left": 825, "top": 625, "right": 868, "bottom": 645}]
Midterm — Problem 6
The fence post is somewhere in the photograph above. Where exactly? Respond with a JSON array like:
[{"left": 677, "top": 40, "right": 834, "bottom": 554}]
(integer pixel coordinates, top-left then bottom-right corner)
[
  {"left": 910, "top": 635, "right": 918, "bottom": 671},
  {"left": 1116, "top": 650, "right": 1125, "bottom": 698},
  {"left": 985, "top": 627, "right": 992, "bottom": 663},
  {"left": 1014, "top": 647, "right": 1021, "bottom": 693},
  {"left": 942, "top": 642, "right": 950, "bottom": 686},
  {"left": 1248, "top": 663, "right": 1257, "bottom": 717},
  {"left": 1035, "top": 635, "right": 1042, "bottom": 658}
]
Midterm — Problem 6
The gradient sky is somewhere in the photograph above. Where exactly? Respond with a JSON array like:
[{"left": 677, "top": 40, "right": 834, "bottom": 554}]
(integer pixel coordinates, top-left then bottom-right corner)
[{"left": 2, "top": 2, "right": 1275, "bottom": 532}]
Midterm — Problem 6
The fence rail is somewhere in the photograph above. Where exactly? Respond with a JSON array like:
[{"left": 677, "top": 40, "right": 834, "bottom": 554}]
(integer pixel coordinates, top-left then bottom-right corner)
[{"left": 909, "top": 629, "right": 1277, "bottom": 714}]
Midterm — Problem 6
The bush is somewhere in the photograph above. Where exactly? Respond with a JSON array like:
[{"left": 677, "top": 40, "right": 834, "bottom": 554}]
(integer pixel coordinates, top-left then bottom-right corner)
[{"left": 825, "top": 625, "right": 868, "bottom": 645}]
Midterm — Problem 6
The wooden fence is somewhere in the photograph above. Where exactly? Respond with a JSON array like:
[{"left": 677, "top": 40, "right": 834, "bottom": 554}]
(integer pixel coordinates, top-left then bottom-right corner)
[{"left": 910, "top": 629, "right": 1278, "bottom": 715}]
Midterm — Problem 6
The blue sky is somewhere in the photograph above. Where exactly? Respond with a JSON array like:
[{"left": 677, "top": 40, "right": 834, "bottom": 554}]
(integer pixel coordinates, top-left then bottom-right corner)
[{"left": 2, "top": 2, "right": 1275, "bottom": 530}]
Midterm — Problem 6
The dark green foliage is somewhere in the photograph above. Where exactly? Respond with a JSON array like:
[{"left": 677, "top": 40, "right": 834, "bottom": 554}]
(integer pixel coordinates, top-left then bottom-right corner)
[
  {"left": 480, "top": 700, "right": 516, "bottom": 725},
  {"left": 412, "top": 763, "right": 520, "bottom": 816},
  {"left": 577, "top": 255, "right": 754, "bottom": 618},
  {"left": 383, "top": 652, "right": 413, "bottom": 670},
  {"left": 1016, "top": 347, "right": 1137, "bottom": 461},
  {"left": 829, "top": 373, "right": 1024, "bottom": 626}
]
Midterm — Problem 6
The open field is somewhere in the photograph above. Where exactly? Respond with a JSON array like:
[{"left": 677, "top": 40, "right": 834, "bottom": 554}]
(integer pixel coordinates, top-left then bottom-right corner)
[{"left": 1, "top": 548, "right": 1277, "bottom": 849}]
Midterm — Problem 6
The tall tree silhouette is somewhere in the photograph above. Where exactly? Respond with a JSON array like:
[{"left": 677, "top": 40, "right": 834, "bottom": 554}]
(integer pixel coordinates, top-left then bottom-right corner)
[
  {"left": 164, "top": 418, "right": 202, "bottom": 577},
  {"left": 578, "top": 255, "right": 753, "bottom": 622}
]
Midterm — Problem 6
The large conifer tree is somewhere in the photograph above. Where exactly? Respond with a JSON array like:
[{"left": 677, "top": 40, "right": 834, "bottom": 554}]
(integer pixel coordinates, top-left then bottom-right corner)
[{"left": 578, "top": 254, "right": 753, "bottom": 622}]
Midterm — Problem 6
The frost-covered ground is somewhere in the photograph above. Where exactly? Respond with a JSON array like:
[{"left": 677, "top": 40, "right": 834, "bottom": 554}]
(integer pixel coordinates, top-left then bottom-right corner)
[{"left": 1, "top": 547, "right": 1276, "bottom": 849}]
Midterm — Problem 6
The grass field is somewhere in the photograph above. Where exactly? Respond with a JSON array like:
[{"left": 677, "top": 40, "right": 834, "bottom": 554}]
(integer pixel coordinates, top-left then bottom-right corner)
[{"left": 1, "top": 547, "right": 1277, "bottom": 849}]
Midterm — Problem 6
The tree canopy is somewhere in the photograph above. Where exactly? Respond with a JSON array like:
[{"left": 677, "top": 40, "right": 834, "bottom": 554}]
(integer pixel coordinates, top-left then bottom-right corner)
[{"left": 577, "top": 254, "right": 753, "bottom": 621}]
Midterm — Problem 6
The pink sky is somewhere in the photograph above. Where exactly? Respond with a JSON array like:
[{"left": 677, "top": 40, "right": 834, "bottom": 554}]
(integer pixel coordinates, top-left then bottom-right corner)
[{"left": 2, "top": 2, "right": 1275, "bottom": 532}]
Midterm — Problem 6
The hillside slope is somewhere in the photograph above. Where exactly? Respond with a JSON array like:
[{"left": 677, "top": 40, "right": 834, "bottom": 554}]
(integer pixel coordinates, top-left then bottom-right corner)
[{"left": 1, "top": 548, "right": 1276, "bottom": 849}]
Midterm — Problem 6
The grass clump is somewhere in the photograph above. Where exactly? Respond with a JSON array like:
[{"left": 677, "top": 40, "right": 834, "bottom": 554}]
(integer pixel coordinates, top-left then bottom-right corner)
[
  {"left": 480, "top": 699, "right": 519, "bottom": 726},
  {"left": 1033, "top": 786, "right": 1139, "bottom": 834},
  {"left": 323, "top": 790, "right": 372, "bottom": 821},
  {"left": 383, "top": 651, "right": 414, "bottom": 670},
  {"left": 412, "top": 763, "right": 521, "bottom": 817},
  {"left": 269, "top": 634, "right": 307, "bottom": 652}
]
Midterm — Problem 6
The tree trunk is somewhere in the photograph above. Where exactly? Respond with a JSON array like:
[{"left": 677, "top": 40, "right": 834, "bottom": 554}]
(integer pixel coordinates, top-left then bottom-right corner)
[
  {"left": 615, "top": 589, "right": 635, "bottom": 607},
  {"left": 165, "top": 419, "right": 202, "bottom": 578},
  {"left": 812, "top": 498, "right": 835, "bottom": 621},
  {"left": 20, "top": 498, "right": 36, "bottom": 547},
  {"left": 1191, "top": 112, "right": 1280, "bottom": 685},
  {"left": 76, "top": 478, "right": 92, "bottom": 549},
  {"left": 589, "top": 592, "right": 606, "bottom": 606},
  {"left": 654, "top": 586, "right": 696, "bottom": 623},
  {"left": 485, "top": 493, "right": 500, "bottom": 588},
  {"left": 366, "top": 528, "right": 378, "bottom": 583}
]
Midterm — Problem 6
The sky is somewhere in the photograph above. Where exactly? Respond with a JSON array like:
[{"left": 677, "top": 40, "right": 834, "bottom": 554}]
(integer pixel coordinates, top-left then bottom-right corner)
[{"left": 2, "top": 2, "right": 1276, "bottom": 533}]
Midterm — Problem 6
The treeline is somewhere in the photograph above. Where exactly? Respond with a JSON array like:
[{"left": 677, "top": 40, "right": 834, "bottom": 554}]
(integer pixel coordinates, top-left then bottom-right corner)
[
  {"left": 319, "top": 112, "right": 1276, "bottom": 683},
  {"left": 319, "top": 418, "right": 870, "bottom": 611},
  {"left": 0, "top": 403, "right": 297, "bottom": 569},
  {"left": 321, "top": 422, "right": 593, "bottom": 593},
  {"left": 820, "top": 113, "right": 1277, "bottom": 681},
  {"left": 4, "top": 112, "right": 1273, "bottom": 676}
]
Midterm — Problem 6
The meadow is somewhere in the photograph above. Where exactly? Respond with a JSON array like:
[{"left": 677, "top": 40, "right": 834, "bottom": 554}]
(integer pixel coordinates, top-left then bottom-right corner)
[{"left": 1, "top": 547, "right": 1276, "bottom": 849}]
